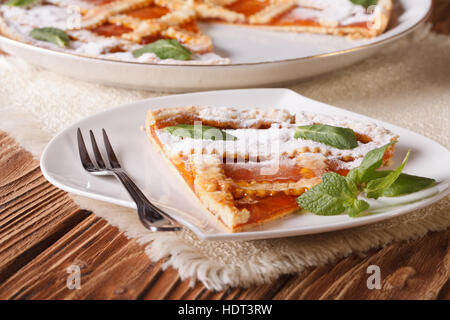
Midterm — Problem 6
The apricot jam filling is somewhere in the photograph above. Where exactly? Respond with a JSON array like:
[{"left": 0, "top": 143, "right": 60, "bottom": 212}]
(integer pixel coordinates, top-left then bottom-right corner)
[
  {"left": 150, "top": 126, "right": 195, "bottom": 188},
  {"left": 126, "top": 6, "right": 171, "bottom": 20},
  {"left": 223, "top": 161, "right": 307, "bottom": 183},
  {"left": 235, "top": 193, "right": 300, "bottom": 227},
  {"left": 221, "top": 157, "right": 315, "bottom": 223},
  {"left": 271, "top": 8, "right": 319, "bottom": 27},
  {"left": 271, "top": 8, "right": 369, "bottom": 28},
  {"left": 225, "top": 0, "right": 271, "bottom": 18},
  {"left": 86, "top": 0, "right": 117, "bottom": 5},
  {"left": 89, "top": 6, "right": 200, "bottom": 48},
  {"left": 215, "top": 0, "right": 371, "bottom": 29},
  {"left": 91, "top": 23, "right": 133, "bottom": 37}
]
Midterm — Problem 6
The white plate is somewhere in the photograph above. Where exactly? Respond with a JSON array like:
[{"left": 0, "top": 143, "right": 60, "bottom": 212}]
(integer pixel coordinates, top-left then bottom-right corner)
[
  {"left": 40, "top": 89, "right": 450, "bottom": 241},
  {"left": 0, "top": 0, "right": 431, "bottom": 92}
]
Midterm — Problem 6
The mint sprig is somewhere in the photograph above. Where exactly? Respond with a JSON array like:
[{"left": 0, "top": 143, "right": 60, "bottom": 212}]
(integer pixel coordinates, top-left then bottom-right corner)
[
  {"left": 297, "top": 172, "right": 364, "bottom": 216},
  {"left": 30, "top": 27, "right": 70, "bottom": 48},
  {"left": 297, "top": 143, "right": 435, "bottom": 217},
  {"left": 294, "top": 124, "right": 358, "bottom": 150},
  {"left": 132, "top": 39, "right": 192, "bottom": 61},
  {"left": 164, "top": 124, "right": 237, "bottom": 141}
]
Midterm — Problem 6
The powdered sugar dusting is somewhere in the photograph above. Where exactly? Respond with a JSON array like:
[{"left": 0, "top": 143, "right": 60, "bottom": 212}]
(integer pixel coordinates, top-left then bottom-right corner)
[
  {"left": 155, "top": 107, "right": 397, "bottom": 170},
  {"left": 198, "top": 106, "right": 294, "bottom": 128},
  {"left": 294, "top": 0, "right": 374, "bottom": 27}
]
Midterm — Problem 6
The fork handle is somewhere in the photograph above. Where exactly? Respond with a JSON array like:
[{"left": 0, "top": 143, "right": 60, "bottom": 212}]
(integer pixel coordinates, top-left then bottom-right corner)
[
  {"left": 112, "top": 171, "right": 182, "bottom": 231},
  {"left": 115, "top": 171, "right": 170, "bottom": 217}
]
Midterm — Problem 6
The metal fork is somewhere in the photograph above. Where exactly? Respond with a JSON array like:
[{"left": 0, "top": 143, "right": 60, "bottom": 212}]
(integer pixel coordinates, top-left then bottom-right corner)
[{"left": 77, "top": 128, "right": 181, "bottom": 232}]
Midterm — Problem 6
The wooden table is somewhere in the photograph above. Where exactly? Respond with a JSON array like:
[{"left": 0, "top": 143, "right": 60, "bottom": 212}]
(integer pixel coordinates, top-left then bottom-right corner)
[{"left": 0, "top": 1, "right": 449, "bottom": 300}]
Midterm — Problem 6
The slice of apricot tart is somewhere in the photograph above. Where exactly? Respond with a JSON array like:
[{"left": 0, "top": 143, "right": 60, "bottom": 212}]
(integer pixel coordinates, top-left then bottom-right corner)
[{"left": 146, "top": 105, "right": 397, "bottom": 232}]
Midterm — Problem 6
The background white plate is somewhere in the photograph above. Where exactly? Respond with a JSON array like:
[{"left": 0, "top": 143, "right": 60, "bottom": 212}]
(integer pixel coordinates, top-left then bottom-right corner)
[
  {"left": 0, "top": 0, "right": 431, "bottom": 92},
  {"left": 40, "top": 89, "right": 450, "bottom": 241}
]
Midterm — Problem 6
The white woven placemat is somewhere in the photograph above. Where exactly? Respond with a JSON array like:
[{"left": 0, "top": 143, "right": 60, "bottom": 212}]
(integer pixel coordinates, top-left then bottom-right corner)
[{"left": 1, "top": 24, "right": 449, "bottom": 290}]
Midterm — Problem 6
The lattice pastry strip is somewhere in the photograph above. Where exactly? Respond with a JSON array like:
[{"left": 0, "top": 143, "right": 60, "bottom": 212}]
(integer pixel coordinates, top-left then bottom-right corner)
[
  {"left": 194, "top": 3, "right": 246, "bottom": 23},
  {"left": 110, "top": 10, "right": 196, "bottom": 27},
  {"left": 162, "top": 26, "right": 213, "bottom": 53},
  {"left": 248, "top": 0, "right": 296, "bottom": 24},
  {"left": 189, "top": 154, "right": 251, "bottom": 228},
  {"left": 108, "top": 14, "right": 143, "bottom": 29},
  {"left": 123, "top": 21, "right": 163, "bottom": 42},
  {"left": 109, "top": 9, "right": 195, "bottom": 40},
  {"left": 155, "top": 0, "right": 193, "bottom": 11},
  {"left": 204, "top": 0, "right": 240, "bottom": 6},
  {"left": 81, "top": 0, "right": 154, "bottom": 29},
  {"left": 148, "top": 106, "right": 296, "bottom": 129},
  {"left": 294, "top": 0, "right": 328, "bottom": 10},
  {"left": 148, "top": 106, "right": 397, "bottom": 166},
  {"left": 108, "top": 9, "right": 210, "bottom": 52}
]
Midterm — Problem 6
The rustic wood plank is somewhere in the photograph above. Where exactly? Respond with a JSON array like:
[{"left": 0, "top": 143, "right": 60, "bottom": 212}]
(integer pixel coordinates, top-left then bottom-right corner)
[
  {"left": 437, "top": 279, "right": 450, "bottom": 300},
  {"left": 0, "top": 132, "right": 91, "bottom": 284},
  {"left": 0, "top": 131, "right": 224, "bottom": 300},
  {"left": 0, "top": 214, "right": 162, "bottom": 299},
  {"left": 179, "top": 281, "right": 210, "bottom": 300},
  {"left": 164, "top": 276, "right": 198, "bottom": 300},
  {"left": 272, "top": 229, "right": 449, "bottom": 300},
  {"left": 236, "top": 275, "right": 292, "bottom": 300},
  {"left": 139, "top": 266, "right": 180, "bottom": 300},
  {"left": 273, "top": 265, "right": 335, "bottom": 300},
  {"left": 343, "top": 230, "right": 449, "bottom": 300}
]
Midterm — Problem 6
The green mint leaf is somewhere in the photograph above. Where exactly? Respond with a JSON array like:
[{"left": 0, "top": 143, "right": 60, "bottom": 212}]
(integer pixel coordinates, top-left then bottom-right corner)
[
  {"left": 356, "top": 170, "right": 436, "bottom": 196},
  {"left": 30, "top": 27, "right": 70, "bottom": 48},
  {"left": 349, "top": 142, "right": 395, "bottom": 184},
  {"left": 346, "top": 175, "right": 358, "bottom": 195},
  {"left": 347, "top": 199, "right": 370, "bottom": 217},
  {"left": 350, "top": 0, "right": 378, "bottom": 9},
  {"left": 164, "top": 124, "right": 237, "bottom": 141},
  {"left": 365, "top": 150, "right": 410, "bottom": 199},
  {"left": 296, "top": 186, "right": 346, "bottom": 216},
  {"left": 132, "top": 39, "right": 192, "bottom": 60},
  {"left": 294, "top": 124, "right": 358, "bottom": 150},
  {"left": 320, "top": 173, "right": 355, "bottom": 200},
  {"left": 296, "top": 173, "right": 357, "bottom": 216},
  {"left": 346, "top": 168, "right": 360, "bottom": 186},
  {"left": 6, "top": 0, "right": 36, "bottom": 6},
  {"left": 381, "top": 173, "right": 436, "bottom": 197}
]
